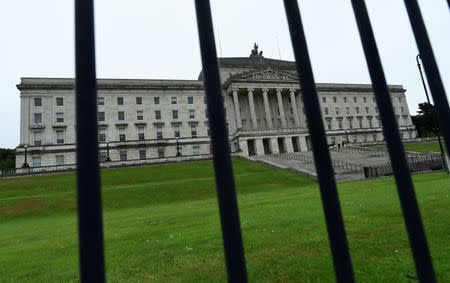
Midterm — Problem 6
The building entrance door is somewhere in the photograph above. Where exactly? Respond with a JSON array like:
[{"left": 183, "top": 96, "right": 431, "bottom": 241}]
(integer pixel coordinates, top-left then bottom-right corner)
[
  {"left": 247, "top": 139, "right": 256, "bottom": 156},
  {"left": 277, "top": 137, "right": 286, "bottom": 153},
  {"left": 263, "top": 139, "right": 271, "bottom": 155}
]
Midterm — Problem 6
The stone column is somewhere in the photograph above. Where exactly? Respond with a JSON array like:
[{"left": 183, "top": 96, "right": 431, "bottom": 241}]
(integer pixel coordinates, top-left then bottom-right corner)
[
  {"left": 262, "top": 88, "right": 273, "bottom": 129},
  {"left": 289, "top": 89, "right": 300, "bottom": 127},
  {"left": 276, "top": 88, "right": 287, "bottom": 128},
  {"left": 270, "top": 138, "right": 280, "bottom": 154},
  {"left": 285, "top": 137, "right": 294, "bottom": 153},
  {"left": 247, "top": 88, "right": 258, "bottom": 129},
  {"left": 299, "top": 136, "right": 308, "bottom": 152},
  {"left": 255, "top": 138, "right": 265, "bottom": 156},
  {"left": 232, "top": 89, "right": 242, "bottom": 129}
]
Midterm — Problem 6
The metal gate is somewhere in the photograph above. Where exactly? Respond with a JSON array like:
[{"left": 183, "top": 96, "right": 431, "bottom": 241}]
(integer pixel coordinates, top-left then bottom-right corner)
[{"left": 74, "top": 0, "right": 449, "bottom": 282}]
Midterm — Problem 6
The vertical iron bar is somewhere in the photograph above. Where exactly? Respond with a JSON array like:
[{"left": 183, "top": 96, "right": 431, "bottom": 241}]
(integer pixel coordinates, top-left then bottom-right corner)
[
  {"left": 193, "top": 1, "right": 248, "bottom": 282},
  {"left": 405, "top": 0, "right": 450, "bottom": 159},
  {"left": 74, "top": 0, "right": 106, "bottom": 282},
  {"left": 350, "top": 1, "right": 436, "bottom": 282},
  {"left": 283, "top": 1, "right": 355, "bottom": 282}
]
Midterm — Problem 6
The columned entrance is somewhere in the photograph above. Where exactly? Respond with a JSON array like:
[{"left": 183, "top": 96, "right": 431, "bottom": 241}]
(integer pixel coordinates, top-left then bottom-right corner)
[
  {"left": 292, "top": 137, "right": 299, "bottom": 152},
  {"left": 263, "top": 138, "right": 271, "bottom": 155},
  {"left": 247, "top": 139, "right": 256, "bottom": 156},
  {"left": 277, "top": 137, "right": 286, "bottom": 153}
]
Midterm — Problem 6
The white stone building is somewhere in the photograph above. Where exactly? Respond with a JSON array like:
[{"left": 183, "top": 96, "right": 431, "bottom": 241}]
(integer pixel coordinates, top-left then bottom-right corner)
[{"left": 15, "top": 46, "right": 416, "bottom": 168}]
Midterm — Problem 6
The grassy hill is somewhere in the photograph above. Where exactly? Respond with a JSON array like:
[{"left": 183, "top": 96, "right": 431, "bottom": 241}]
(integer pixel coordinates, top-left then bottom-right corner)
[{"left": 0, "top": 159, "right": 449, "bottom": 282}]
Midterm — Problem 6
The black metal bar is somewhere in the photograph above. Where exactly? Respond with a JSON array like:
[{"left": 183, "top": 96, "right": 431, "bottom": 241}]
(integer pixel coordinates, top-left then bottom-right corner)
[
  {"left": 193, "top": 1, "right": 248, "bottom": 282},
  {"left": 283, "top": 1, "right": 355, "bottom": 282},
  {"left": 405, "top": 1, "right": 450, "bottom": 160},
  {"left": 416, "top": 54, "right": 447, "bottom": 167},
  {"left": 74, "top": 0, "right": 106, "bottom": 282},
  {"left": 350, "top": 1, "right": 436, "bottom": 282}
]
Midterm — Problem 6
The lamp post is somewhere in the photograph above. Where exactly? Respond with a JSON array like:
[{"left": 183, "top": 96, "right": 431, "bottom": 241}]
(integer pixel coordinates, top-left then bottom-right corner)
[
  {"left": 176, "top": 138, "right": 182, "bottom": 157},
  {"left": 21, "top": 145, "right": 30, "bottom": 168},
  {"left": 105, "top": 142, "right": 111, "bottom": 161},
  {"left": 416, "top": 54, "right": 446, "bottom": 162}
]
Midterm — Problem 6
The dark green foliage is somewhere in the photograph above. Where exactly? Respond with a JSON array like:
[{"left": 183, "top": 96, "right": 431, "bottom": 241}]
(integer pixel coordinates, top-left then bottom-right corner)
[
  {"left": 412, "top": 102, "right": 438, "bottom": 137},
  {"left": 0, "top": 148, "right": 15, "bottom": 169}
]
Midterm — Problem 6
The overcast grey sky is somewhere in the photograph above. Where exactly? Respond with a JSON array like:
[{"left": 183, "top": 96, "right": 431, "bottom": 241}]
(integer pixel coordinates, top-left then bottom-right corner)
[{"left": 1, "top": 0, "right": 449, "bottom": 148}]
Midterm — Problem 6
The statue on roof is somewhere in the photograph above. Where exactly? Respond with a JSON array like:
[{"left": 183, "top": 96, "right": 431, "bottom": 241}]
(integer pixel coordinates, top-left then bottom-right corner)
[{"left": 250, "top": 43, "right": 259, "bottom": 56}]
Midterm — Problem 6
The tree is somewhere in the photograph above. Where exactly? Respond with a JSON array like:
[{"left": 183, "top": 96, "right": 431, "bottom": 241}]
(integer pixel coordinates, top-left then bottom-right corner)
[
  {"left": 0, "top": 148, "right": 15, "bottom": 169},
  {"left": 411, "top": 102, "right": 436, "bottom": 137}
]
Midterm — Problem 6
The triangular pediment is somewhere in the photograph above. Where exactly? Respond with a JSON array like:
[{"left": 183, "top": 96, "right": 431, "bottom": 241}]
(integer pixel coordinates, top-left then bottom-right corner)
[{"left": 231, "top": 67, "right": 298, "bottom": 82}]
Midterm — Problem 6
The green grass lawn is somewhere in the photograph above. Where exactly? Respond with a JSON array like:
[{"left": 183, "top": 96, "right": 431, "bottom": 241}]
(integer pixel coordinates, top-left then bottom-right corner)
[
  {"left": 0, "top": 159, "right": 449, "bottom": 282},
  {"left": 371, "top": 140, "right": 447, "bottom": 153}
]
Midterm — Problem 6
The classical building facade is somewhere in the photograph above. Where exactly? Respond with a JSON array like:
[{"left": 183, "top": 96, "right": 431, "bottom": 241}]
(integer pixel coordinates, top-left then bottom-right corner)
[{"left": 15, "top": 46, "right": 416, "bottom": 168}]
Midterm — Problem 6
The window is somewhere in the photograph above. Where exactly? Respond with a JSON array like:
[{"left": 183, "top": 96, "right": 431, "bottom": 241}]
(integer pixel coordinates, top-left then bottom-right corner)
[
  {"left": 346, "top": 107, "right": 350, "bottom": 115},
  {"left": 98, "top": 97, "right": 105, "bottom": 105},
  {"left": 55, "top": 155, "right": 64, "bottom": 166},
  {"left": 326, "top": 119, "right": 332, "bottom": 130},
  {"left": 56, "top": 97, "right": 64, "bottom": 106},
  {"left": 119, "top": 127, "right": 126, "bottom": 141},
  {"left": 118, "top": 111, "right": 125, "bottom": 121},
  {"left": 155, "top": 110, "right": 161, "bottom": 120},
  {"left": 322, "top": 97, "right": 326, "bottom": 103},
  {"left": 365, "top": 107, "right": 369, "bottom": 114},
  {"left": 355, "top": 107, "right": 360, "bottom": 114},
  {"left": 156, "top": 126, "right": 163, "bottom": 139},
  {"left": 172, "top": 110, "right": 179, "bottom": 119},
  {"left": 203, "top": 96, "right": 207, "bottom": 104},
  {"left": 347, "top": 118, "right": 353, "bottom": 129},
  {"left": 98, "top": 111, "right": 105, "bottom": 122},
  {"left": 375, "top": 107, "right": 379, "bottom": 113},
  {"left": 324, "top": 107, "right": 329, "bottom": 115},
  {"left": 189, "top": 110, "right": 195, "bottom": 119},
  {"left": 398, "top": 97, "right": 402, "bottom": 103},
  {"left": 56, "top": 112, "right": 64, "bottom": 123},
  {"left": 120, "top": 151, "right": 127, "bottom": 161},
  {"left": 117, "top": 97, "right": 124, "bottom": 105},
  {"left": 34, "top": 97, "right": 42, "bottom": 107},
  {"left": 139, "top": 150, "right": 146, "bottom": 160},
  {"left": 99, "top": 153, "right": 107, "bottom": 163},
  {"left": 373, "top": 134, "right": 377, "bottom": 141},
  {"left": 157, "top": 148, "right": 165, "bottom": 158},
  {"left": 353, "top": 97, "right": 357, "bottom": 103},
  {"left": 34, "top": 113, "right": 42, "bottom": 124},
  {"left": 188, "top": 96, "right": 194, "bottom": 104},
  {"left": 358, "top": 118, "right": 363, "bottom": 128},
  {"left": 137, "top": 111, "right": 144, "bottom": 121},
  {"left": 33, "top": 131, "right": 42, "bottom": 146},
  {"left": 174, "top": 125, "right": 181, "bottom": 138},
  {"left": 368, "top": 117, "right": 373, "bottom": 128},
  {"left": 191, "top": 124, "right": 197, "bottom": 137},
  {"left": 136, "top": 97, "right": 142, "bottom": 105},
  {"left": 343, "top": 97, "right": 347, "bottom": 103},
  {"left": 56, "top": 130, "right": 64, "bottom": 144},
  {"left": 171, "top": 96, "right": 177, "bottom": 104},
  {"left": 338, "top": 119, "right": 343, "bottom": 129},
  {"left": 335, "top": 107, "right": 339, "bottom": 115},
  {"left": 137, "top": 126, "right": 145, "bottom": 140},
  {"left": 333, "top": 97, "right": 337, "bottom": 103},
  {"left": 192, "top": 146, "right": 200, "bottom": 156},
  {"left": 363, "top": 97, "right": 367, "bottom": 103},
  {"left": 401, "top": 107, "right": 405, "bottom": 114},
  {"left": 154, "top": 97, "right": 160, "bottom": 104},
  {"left": 98, "top": 128, "right": 106, "bottom": 142},
  {"left": 32, "top": 156, "right": 41, "bottom": 167}
]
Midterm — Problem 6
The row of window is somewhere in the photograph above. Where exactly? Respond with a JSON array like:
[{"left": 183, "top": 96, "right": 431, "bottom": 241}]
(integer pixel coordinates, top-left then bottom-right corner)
[
  {"left": 33, "top": 112, "right": 64, "bottom": 124},
  {"left": 98, "top": 96, "right": 201, "bottom": 106},
  {"left": 112, "top": 124, "right": 202, "bottom": 142},
  {"left": 320, "top": 96, "right": 402, "bottom": 104},
  {"left": 101, "top": 109, "right": 202, "bottom": 122},
  {"left": 107, "top": 146, "right": 202, "bottom": 162},
  {"left": 33, "top": 97, "right": 64, "bottom": 107}
]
